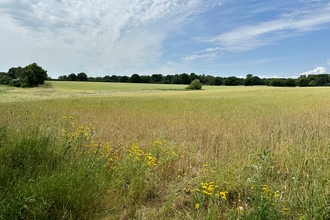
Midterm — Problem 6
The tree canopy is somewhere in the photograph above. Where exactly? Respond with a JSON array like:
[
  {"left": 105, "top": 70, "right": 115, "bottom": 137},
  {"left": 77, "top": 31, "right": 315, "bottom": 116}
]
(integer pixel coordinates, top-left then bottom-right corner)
[{"left": 0, "top": 63, "right": 48, "bottom": 87}]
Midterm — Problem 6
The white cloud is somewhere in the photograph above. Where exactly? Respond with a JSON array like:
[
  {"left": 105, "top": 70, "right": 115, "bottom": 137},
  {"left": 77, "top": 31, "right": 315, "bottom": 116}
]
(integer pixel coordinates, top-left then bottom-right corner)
[
  {"left": 0, "top": 0, "right": 216, "bottom": 77},
  {"left": 206, "top": 3, "right": 330, "bottom": 52},
  {"left": 182, "top": 52, "right": 218, "bottom": 61},
  {"left": 327, "top": 59, "right": 330, "bottom": 65},
  {"left": 301, "top": 67, "right": 327, "bottom": 76}
]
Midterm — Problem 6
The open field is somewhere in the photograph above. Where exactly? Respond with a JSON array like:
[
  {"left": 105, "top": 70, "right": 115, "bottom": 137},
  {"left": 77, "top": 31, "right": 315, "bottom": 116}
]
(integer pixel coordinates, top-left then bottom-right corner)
[{"left": 1, "top": 81, "right": 330, "bottom": 219}]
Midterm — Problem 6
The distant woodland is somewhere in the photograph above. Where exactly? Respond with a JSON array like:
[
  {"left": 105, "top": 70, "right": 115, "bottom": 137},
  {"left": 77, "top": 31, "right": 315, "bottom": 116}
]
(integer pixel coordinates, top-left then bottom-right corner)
[{"left": 1, "top": 63, "right": 330, "bottom": 87}]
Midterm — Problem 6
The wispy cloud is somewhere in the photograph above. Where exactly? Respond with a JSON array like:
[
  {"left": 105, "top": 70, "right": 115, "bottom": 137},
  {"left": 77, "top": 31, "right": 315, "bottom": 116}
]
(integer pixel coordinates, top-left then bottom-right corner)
[
  {"left": 182, "top": 52, "right": 218, "bottom": 61},
  {"left": 206, "top": 3, "right": 330, "bottom": 52},
  {"left": 327, "top": 59, "right": 330, "bottom": 65}
]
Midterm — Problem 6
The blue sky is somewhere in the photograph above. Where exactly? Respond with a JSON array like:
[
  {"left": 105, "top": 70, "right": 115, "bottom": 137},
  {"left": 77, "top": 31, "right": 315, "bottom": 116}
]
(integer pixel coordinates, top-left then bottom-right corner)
[{"left": 0, "top": 0, "right": 330, "bottom": 79}]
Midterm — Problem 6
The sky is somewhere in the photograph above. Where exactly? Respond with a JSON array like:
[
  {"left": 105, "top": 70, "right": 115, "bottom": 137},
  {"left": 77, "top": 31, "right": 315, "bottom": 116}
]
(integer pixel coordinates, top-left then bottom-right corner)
[{"left": 0, "top": 0, "right": 330, "bottom": 79}]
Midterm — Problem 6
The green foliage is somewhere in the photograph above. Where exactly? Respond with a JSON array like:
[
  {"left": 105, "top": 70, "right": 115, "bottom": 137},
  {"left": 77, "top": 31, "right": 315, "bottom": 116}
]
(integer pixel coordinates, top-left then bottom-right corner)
[
  {"left": 131, "top": 73, "right": 141, "bottom": 83},
  {"left": 0, "top": 72, "right": 12, "bottom": 85},
  {"left": 244, "top": 74, "right": 254, "bottom": 86},
  {"left": 186, "top": 79, "right": 202, "bottom": 90},
  {"left": 119, "top": 76, "right": 129, "bottom": 82},
  {"left": 68, "top": 73, "right": 77, "bottom": 81},
  {"left": 1, "top": 63, "right": 47, "bottom": 87},
  {"left": 77, "top": 72, "right": 88, "bottom": 81},
  {"left": 0, "top": 120, "right": 111, "bottom": 219},
  {"left": 15, "top": 63, "right": 48, "bottom": 87},
  {"left": 224, "top": 76, "right": 240, "bottom": 86}
]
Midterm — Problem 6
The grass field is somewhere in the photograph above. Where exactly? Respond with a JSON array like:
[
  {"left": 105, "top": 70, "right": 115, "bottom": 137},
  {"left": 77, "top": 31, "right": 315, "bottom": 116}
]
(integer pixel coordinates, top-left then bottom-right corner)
[{"left": 1, "top": 81, "right": 330, "bottom": 219}]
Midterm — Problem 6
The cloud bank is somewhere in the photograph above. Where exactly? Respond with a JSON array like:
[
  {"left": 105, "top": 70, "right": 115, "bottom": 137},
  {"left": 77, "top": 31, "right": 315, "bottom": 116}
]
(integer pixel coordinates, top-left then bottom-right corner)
[
  {"left": 0, "top": 0, "right": 217, "bottom": 76},
  {"left": 301, "top": 67, "right": 327, "bottom": 76}
]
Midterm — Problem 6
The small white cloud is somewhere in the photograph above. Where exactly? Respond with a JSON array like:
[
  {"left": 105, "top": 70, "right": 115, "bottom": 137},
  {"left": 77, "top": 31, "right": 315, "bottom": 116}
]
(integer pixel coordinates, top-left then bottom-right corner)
[
  {"left": 301, "top": 67, "right": 327, "bottom": 76},
  {"left": 327, "top": 59, "right": 330, "bottom": 65},
  {"left": 182, "top": 53, "right": 217, "bottom": 61}
]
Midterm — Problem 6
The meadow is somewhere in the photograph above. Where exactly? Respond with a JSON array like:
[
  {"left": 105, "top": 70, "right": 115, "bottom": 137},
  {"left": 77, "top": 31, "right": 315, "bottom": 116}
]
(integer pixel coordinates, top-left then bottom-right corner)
[{"left": 1, "top": 81, "right": 329, "bottom": 219}]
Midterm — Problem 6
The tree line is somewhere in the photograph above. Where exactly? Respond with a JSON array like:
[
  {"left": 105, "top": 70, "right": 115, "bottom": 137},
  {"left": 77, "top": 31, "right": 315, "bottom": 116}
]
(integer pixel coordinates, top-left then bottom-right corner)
[
  {"left": 57, "top": 72, "right": 330, "bottom": 87},
  {"left": 1, "top": 63, "right": 330, "bottom": 87}
]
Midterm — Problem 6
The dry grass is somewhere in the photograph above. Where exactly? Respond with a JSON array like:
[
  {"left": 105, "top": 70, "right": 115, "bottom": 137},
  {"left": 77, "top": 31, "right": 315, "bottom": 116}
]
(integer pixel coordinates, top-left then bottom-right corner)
[{"left": 1, "top": 82, "right": 330, "bottom": 219}]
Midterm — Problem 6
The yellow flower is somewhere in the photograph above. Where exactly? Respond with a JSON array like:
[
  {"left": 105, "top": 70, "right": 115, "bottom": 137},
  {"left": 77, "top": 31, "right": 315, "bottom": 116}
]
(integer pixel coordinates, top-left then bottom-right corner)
[
  {"left": 195, "top": 203, "right": 200, "bottom": 209},
  {"left": 220, "top": 191, "right": 228, "bottom": 200},
  {"left": 70, "top": 116, "right": 74, "bottom": 119},
  {"left": 237, "top": 206, "right": 244, "bottom": 212},
  {"left": 62, "top": 115, "right": 67, "bottom": 119}
]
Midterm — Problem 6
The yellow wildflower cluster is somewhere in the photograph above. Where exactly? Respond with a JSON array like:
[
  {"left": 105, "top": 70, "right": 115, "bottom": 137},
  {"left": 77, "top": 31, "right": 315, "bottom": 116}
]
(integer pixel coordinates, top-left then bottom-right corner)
[
  {"left": 86, "top": 141, "right": 119, "bottom": 168},
  {"left": 257, "top": 184, "right": 282, "bottom": 200},
  {"left": 61, "top": 116, "right": 94, "bottom": 142},
  {"left": 152, "top": 139, "right": 166, "bottom": 148},
  {"left": 194, "top": 181, "right": 228, "bottom": 200},
  {"left": 127, "top": 143, "right": 157, "bottom": 167}
]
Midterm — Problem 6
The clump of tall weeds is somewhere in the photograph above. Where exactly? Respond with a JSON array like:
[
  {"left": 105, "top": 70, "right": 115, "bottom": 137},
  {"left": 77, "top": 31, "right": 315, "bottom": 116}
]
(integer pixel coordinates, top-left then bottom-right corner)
[{"left": 0, "top": 117, "right": 111, "bottom": 219}]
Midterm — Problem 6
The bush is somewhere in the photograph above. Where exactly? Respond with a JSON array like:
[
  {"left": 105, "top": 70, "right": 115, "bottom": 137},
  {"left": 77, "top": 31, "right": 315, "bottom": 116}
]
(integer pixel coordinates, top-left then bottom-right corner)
[{"left": 186, "top": 79, "right": 202, "bottom": 90}]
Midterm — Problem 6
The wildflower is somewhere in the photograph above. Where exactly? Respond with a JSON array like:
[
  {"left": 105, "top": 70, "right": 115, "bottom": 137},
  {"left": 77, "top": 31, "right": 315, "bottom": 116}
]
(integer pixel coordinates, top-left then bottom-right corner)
[
  {"left": 62, "top": 115, "right": 67, "bottom": 119},
  {"left": 203, "top": 190, "right": 212, "bottom": 196},
  {"left": 184, "top": 188, "right": 191, "bottom": 193},
  {"left": 237, "top": 206, "right": 244, "bottom": 212},
  {"left": 195, "top": 203, "right": 200, "bottom": 209},
  {"left": 70, "top": 122, "right": 74, "bottom": 125},
  {"left": 220, "top": 191, "right": 228, "bottom": 200}
]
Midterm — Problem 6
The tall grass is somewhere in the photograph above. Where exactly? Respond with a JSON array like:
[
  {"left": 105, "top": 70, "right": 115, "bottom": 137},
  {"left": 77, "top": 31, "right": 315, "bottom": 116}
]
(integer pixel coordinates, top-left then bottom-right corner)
[{"left": 1, "top": 84, "right": 330, "bottom": 219}]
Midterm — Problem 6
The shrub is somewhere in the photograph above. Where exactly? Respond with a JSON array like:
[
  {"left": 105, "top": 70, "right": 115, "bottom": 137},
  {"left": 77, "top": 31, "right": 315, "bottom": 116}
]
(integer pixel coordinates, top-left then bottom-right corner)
[{"left": 186, "top": 79, "right": 202, "bottom": 90}]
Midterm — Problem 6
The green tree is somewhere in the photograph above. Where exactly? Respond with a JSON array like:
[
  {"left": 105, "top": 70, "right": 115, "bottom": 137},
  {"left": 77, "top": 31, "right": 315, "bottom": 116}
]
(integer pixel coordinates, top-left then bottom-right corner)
[
  {"left": 68, "top": 73, "right": 77, "bottom": 81},
  {"left": 269, "top": 78, "right": 285, "bottom": 87},
  {"left": 186, "top": 79, "right": 202, "bottom": 90},
  {"left": 285, "top": 78, "right": 296, "bottom": 87},
  {"left": 119, "top": 76, "right": 129, "bottom": 82},
  {"left": 140, "top": 75, "right": 151, "bottom": 83},
  {"left": 150, "top": 74, "right": 163, "bottom": 83},
  {"left": 214, "top": 77, "right": 223, "bottom": 86},
  {"left": 77, "top": 72, "right": 88, "bottom": 81},
  {"left": 131, "top": 74, "right": 141, "bottom": 83},
  {"left": 58, "top": 75, "right": 68, "bottom": 81},
  {"left": 224, "top": 76, "right": 239, "bottom": 86},
  {"left": 180, "top": 73, "right": 190, "bottom": 84},
  {"left": 244, "top": 74, "right": 254, "bottom": 86},
  {"left": 7, "top": 67, "right": 18, "bottom": 79},
  {"left": 15, "top": 63, "right": 48, "bottom": 87},
  {"left": 0, "top": 72, "right": 12, "bottom": 85}
]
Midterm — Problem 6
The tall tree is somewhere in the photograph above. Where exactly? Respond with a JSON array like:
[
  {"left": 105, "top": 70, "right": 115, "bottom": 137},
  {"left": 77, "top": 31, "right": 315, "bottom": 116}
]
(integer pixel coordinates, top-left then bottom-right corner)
[
  {"left": 131, "top": 73, "right": 141, "bottom": 83},
  {"left": 68, "top": 73, "right": 77, "bottom": 81},
  {"left": 15, "top": 63, "right": 48, "bottom": 87},
  {"left": 77, "top": 72, "right": 88, "bottom": 81},
  {"left": 244, "top": 74, "right": 254, "bottom": 86}
]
